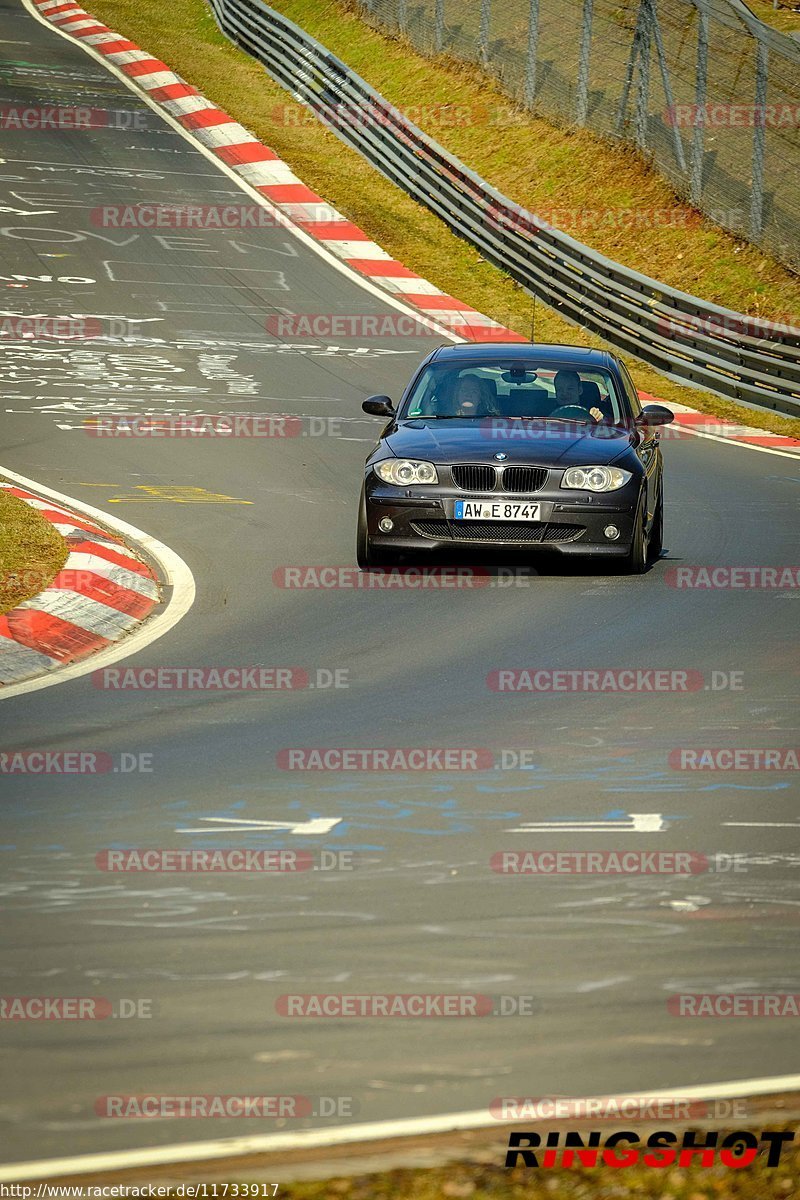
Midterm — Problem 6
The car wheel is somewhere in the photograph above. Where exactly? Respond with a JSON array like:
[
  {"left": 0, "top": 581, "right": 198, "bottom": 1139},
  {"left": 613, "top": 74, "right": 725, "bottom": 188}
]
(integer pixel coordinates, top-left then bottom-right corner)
[
  {"left": 356, "top": 488, "right": 391, "bottom": 569},
  {"left": 623, "top": 495, "right": 649, "bottom": 574},
  {"left": 648, "top": 486, "right": 663, "bottom": 562}
]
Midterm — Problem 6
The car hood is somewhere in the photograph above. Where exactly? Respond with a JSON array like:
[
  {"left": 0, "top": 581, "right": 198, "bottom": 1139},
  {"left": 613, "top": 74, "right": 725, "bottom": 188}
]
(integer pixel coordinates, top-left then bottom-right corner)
[{"left": 384, "top": 420, "right": 634, "bottom": 466}]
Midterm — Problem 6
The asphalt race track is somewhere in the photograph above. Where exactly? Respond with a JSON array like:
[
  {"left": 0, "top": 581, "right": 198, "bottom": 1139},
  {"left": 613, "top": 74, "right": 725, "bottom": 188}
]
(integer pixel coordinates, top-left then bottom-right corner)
[{"left": 1, "top": 0, "right": 799, "bottom": 1165}]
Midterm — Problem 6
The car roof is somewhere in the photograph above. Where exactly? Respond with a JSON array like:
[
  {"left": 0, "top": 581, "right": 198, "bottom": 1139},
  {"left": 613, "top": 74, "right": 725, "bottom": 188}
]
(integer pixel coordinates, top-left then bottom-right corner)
[{"left": 426, "top": 342, "right": 617, "bottom": 368}]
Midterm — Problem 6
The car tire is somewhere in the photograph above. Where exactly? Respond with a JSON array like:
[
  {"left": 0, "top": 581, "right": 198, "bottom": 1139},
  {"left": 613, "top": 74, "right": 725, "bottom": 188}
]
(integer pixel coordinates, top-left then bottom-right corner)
[
  {"left": 648, "top": 486, "right": 663, "bottom": 562},
  {"left": 623, "top": 494, "right": 649, "bottom": 574},
  {"left": 356, "top": 488, "right": 391, "bottom": 569}
]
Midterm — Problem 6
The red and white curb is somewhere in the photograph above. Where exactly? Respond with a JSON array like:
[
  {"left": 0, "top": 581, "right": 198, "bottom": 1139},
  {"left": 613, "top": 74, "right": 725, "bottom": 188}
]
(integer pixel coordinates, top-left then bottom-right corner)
[
  {"left": 30, "top": 0, "right": 521, "bottom": 344},
  {"left": 28, "top": 0, "right": 800, "bottom": 455},
  {"left": 643, "top": 396, "right": 800, "bottom": 454},
  {"left": 0, "top": 468, "right": 194, "bottom": 699},
  {"left": 0, "top": 481, "right": 161, "bottom": 686}
]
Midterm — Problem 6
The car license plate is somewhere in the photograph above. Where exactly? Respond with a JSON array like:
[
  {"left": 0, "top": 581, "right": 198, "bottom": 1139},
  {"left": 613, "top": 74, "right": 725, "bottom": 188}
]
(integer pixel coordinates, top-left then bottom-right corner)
[{"left": 453, "top": 500, "right": 541, "bottom": 520}]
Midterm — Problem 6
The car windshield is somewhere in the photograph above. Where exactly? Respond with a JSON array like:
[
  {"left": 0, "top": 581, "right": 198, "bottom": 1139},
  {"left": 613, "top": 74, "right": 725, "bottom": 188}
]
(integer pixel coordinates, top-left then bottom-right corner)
[{"left": 400, "top": 362, "right": 628, "bottom": 424}]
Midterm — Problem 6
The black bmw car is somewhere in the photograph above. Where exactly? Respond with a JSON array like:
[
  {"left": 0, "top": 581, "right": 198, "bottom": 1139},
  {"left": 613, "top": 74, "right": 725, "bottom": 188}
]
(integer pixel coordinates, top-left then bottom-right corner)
[{"left": 356, "top": 343, "right": 674, "bottom": 573}]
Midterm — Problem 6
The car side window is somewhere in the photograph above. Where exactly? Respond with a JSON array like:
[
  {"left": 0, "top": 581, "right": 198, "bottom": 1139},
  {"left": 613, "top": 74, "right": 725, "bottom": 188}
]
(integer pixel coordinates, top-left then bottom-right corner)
[
  {"left": 619, "top": 363, "right": 642, "bottom": 416},
  {"left": 406, "top": 372, "right": 437, "bottom": 416}
]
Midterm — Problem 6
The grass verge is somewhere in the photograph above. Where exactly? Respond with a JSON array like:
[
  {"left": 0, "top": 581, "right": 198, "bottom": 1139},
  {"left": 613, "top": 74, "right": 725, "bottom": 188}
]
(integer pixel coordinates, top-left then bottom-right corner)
[
  {"left": 0, "top": 490, "right": 68, "bottom": 615},
  {"left": 745, "top": 0, "right": 800, "bottom": 34},
  {"left": 151, "top": 1122, "right": 800, "bottom": 1198},
  {"left": 273, "top": 1145, "right": 800, "bottom": 1199},
  {"left": 87, "top": 0, "right": 800, "bottom": 439}
]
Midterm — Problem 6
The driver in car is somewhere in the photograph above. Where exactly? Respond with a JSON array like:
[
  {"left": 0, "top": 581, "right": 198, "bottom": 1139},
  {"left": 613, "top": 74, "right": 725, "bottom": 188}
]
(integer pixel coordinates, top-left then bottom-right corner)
[{"left": 553, "top": 369, "right": 603, "bottom": 421}]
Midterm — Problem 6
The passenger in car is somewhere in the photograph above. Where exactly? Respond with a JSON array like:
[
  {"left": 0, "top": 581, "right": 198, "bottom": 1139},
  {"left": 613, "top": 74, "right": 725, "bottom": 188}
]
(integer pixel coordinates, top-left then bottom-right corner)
[{"left": 437, "top": 375, "right": 499, "bottom": 417}]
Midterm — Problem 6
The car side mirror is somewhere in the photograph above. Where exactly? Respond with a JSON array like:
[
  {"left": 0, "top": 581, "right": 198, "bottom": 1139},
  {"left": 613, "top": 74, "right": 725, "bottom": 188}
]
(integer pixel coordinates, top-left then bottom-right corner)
[
  {"left": 636, "top": 404, "right": 674, "bottom": 426},
  {"left": 362, "top": 396, "right": 395, "bottom": 416}
]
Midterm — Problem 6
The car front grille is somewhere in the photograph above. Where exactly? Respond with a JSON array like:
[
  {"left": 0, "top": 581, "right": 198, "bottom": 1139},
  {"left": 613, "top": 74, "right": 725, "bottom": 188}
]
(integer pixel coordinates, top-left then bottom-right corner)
[
  {"left": 450, "top": 464, "right": 548, "bottom": 493},
  {"left": 500, "top": 466, "right": 548, "bottom": 493},
  {"left": 410, "top": 520, "right": 585, "bottom": 544},
  {"left": 451, "top": 464, "right": 497, "bottom": 491}
]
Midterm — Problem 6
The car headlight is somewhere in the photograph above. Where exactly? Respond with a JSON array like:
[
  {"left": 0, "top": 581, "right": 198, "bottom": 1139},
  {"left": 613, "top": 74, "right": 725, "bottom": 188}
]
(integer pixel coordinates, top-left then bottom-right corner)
[
  {"left": 375, "top": 459, "right": 438, "bottom": 485},
  {"left": 561, "top": 466, "right": 632, "bottom": 492}
]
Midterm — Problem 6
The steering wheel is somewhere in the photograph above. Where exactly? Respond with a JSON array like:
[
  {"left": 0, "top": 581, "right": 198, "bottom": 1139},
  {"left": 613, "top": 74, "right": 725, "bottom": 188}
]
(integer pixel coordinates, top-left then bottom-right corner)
[{"left": 549, "top": 404, "right": 598, "bottom": 422}]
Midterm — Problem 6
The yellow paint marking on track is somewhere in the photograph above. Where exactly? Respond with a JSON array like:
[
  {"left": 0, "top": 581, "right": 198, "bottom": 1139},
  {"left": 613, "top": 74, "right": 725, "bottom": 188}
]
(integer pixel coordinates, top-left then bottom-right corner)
[{"left": 107, "top": 486, "right": 252, "bottom": 504}]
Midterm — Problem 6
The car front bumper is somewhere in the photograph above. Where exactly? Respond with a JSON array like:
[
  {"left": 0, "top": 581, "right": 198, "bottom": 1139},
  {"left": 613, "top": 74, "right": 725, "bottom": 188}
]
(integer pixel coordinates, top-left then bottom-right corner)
[{"left": 364, "top": 478, "right": 640, "bottom": 557}]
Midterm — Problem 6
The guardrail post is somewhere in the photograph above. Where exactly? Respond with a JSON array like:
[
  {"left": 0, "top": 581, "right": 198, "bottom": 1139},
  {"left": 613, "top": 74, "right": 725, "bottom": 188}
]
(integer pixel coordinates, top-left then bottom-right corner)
[
  {"left": 479, "top": 0, "right": 491, "bottom": 65},
  {"left": 523, "top": 0, "right": 540, "bottom": 107},
  {"left": 576, "top": 0, "right": 594, "bottom": 126},
  {"left": 434, "top": 0, "right": 445, "bottom": 52},
  {"left": 690, "top": 0, "right": 708, "bottom": 206},
  {"left": 397, "top": 0, "right": 407, "bottom": 34},
  {"left": 750, "top": 39, "right": 768, "bottom": 242}
]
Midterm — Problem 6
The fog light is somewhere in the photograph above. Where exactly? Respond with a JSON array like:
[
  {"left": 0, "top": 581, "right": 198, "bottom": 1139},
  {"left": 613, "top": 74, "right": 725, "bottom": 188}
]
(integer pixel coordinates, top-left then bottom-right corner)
[
  {"left": 379, "top": 517, "right": 394, "bottom": 532},
  {"left": 604, "top": 524, "right": 620, "bottom": 540}
]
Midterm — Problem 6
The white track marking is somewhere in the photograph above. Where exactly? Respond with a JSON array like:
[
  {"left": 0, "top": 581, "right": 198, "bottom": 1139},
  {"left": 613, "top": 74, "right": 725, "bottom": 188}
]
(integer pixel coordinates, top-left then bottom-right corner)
[
  {"left": 724, "top": 822, "right": 800, "bottom": 828},
  {"left": 507, "top": 813, "right": 667, "bottom": 833},
  {"left": 1, "top": 1072, "right": 799, "bottom": 1181},
  {"left": 0, "top": 465, "right": 195, "bottom": 701},
  {"left": 175, "top": 816, "right": 342, "bottom": 835},
  {"left": 21, "top": 0, "right": 800, "bottom": 458},
  {"left": 19, "top": 0, "right": 468, "bottom": 346}
]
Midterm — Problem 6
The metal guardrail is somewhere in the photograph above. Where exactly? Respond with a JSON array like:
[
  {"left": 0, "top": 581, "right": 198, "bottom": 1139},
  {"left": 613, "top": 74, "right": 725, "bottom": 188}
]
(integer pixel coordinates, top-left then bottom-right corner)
[
  {"left": 354, "top": 0, "right": 800, "bottom": 276},
  {"left": 208, "top": 0, "right": 800, "bottom": 416}
]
